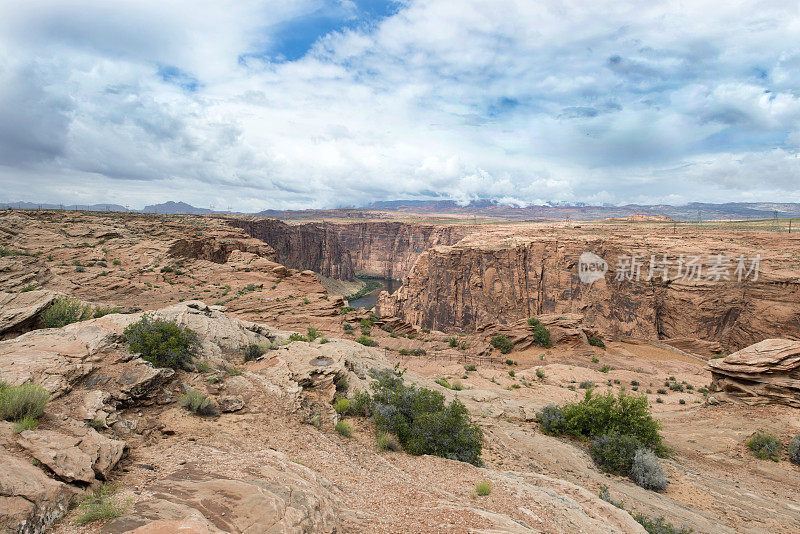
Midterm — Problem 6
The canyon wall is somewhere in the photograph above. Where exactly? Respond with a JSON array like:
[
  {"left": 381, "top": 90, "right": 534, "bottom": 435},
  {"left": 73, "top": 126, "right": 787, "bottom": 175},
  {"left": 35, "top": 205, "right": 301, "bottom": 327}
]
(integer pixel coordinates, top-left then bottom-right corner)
[
  {"left": 229, "top": 219, "right": 356, "bottom": 280},
  {"left": 377, "top": 231, "right": 800, "bottom": 351},
  {"left": 329, "top": 222, "right": 472, "bottom": 278}
]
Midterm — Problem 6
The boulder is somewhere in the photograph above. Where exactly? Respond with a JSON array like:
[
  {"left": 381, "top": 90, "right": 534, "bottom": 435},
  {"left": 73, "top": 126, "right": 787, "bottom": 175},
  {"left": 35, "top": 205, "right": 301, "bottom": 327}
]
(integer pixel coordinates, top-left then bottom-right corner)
[
  {"left": 708, "top": 338, "right": 800, "bottom": 407},
  {"left": 0, "top": 448, "right": 73, "bottom": 533},
  {"left": 0, "top": 289, "right": 60, "bottom": 339},
  {"left": 217, "top": 395, "right": 245, "bottom": 413},
  {"left": 16, "top": 427, "right": 126, "bottom": 483}
]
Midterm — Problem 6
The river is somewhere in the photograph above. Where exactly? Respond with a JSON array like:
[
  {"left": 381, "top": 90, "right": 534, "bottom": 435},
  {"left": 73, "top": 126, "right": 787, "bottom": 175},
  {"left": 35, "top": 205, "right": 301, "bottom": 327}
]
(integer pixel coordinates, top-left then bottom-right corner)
[{"left": 348, "top": 278, "right": 401, "bottom": 309}]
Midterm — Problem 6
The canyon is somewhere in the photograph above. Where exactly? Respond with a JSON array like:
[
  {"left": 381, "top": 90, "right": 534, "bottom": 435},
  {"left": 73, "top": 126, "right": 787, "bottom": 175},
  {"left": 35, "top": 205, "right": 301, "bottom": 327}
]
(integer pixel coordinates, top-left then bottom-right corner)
[{"left": 1, "top": 209, "right": 799, "bottom": 534}]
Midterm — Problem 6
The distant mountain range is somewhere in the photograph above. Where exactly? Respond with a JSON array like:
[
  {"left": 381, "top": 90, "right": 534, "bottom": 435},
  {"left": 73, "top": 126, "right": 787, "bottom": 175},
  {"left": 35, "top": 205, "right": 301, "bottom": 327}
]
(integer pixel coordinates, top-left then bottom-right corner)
[{"left": 3, "top": 199, "right": 800, "bottom": 221}]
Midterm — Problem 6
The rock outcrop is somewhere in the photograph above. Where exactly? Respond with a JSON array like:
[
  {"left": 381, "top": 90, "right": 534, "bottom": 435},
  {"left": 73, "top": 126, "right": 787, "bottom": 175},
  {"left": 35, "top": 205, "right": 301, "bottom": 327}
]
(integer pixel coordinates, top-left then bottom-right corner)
[
  {"left": 0, "top": 289, "right": 60, "bottom": 339},
  {"left": 708, "top": 338, "right": 800, "bottom": 407},
  {"left": 168, "top": 237, "right": 275, "bottom": 264}
]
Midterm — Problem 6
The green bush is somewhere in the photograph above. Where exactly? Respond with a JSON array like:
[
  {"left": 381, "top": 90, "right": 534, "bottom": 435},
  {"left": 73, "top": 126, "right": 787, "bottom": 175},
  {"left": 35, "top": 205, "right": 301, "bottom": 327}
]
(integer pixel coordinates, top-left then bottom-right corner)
[
  {"left": 40, "top": 296, "right": 93, "bottom": 328},
  {"left": 579, "top": 380, "right": 595, "bottom": 389},
  {"left": 789, "top": 435, "right": 800, "bottom": 465},
  {"left": 13, "top": 416, "right": 39, "bottom": 434},
  {"left": 179, "top": 389, "right": 218, "bottom": 416},
  {"left": 356, "top": 335, "right": 378, "bottom": 347},
  {"left": 369, "top": 370, "right": 483, "bottom": 465},
  {"left": 334, "top": 398, "right": 351, "bottom": 414},
  {"left": 475, "top": 481, "right": 491, "bottom": 496},
  {"left": 306, "top": 327, "right": 321, "bottom": 341},
  {"left": 0, "top": 382, "right": 49, "bottom": 422},
  {"left": 490, "top": 334, "right": 513, "bottom": 354},
  {"left": 465, "top": 364, "right": 477, "bottom": 372},
  {"left": 536, "top": 404, "right": 568, "bottom": 435},
  {"left": 93, "top": 306, "right": 121, "bottom": 318},
  {"left": 527, "top": 317, "right": 541, "bottom": 327},
  {"left": 632, "top": 513, "right": 693, "bottom": 534},
  {"left": 339, "top": 306, "right": 356, "bottom": 314},
  {"left": 598, "top": 365, "right": 611, "bottom": 373},
  {"left": 590, "top": 432, "right": 640, "bottom": 475},
  {"left": 747, "top": 432, "right": 782, "bottom": 461},
  {"left": 124, "top": 315, "right": 199, "bottom": 369},
  {"left": 289, "top": 332, "right": 308, "bottom": 342},
  {"left": 410, "top": 348, "right": 426, "bottom": 356},
  {"left": 588, "top": 336, "right": 605, "bottom": 348},
  {"left": 348, "top": 390, "right": 372, "bottom": 416},
  {"left": 536, "top": 369, "right": 545, "bottom": 380},
  {"left": 532, "top": 324, "right": 551, "bottom": 348},
  {"left": 435, "top": 378, "right": 452, "bottom": 389},
  {"left": 335, "top": 420, "right": 353, "bottom": 437},
  {"left": 536, "top": 390, "right": 663, "bottom": 453},
  {"left": 244, "top": 343, "right": 268, "bottom": 361},
  {"left": 74, "top": 485, "right": 131, "bottom": 525}
]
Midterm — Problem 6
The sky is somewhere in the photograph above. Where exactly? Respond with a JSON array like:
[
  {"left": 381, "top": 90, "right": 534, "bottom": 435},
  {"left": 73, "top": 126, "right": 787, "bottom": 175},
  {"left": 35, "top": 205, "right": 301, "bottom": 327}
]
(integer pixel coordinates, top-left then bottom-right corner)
[{"left": 0, "top": 0, "right": 799, "bottom": 211}]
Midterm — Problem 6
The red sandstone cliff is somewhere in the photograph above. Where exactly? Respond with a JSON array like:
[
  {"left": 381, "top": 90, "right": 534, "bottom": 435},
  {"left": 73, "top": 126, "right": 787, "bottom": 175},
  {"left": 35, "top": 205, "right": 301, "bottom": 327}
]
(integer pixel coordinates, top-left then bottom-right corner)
[{"left": 377, "top": 229, "right": 800, "bottom": 351}]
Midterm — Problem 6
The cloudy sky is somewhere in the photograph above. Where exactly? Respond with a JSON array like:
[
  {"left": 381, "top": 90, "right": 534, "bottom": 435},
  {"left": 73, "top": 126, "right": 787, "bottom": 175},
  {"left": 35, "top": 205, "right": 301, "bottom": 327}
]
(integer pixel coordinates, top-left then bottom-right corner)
[{"left": 0, "top": 0, "right": 799, "bottom": 210}]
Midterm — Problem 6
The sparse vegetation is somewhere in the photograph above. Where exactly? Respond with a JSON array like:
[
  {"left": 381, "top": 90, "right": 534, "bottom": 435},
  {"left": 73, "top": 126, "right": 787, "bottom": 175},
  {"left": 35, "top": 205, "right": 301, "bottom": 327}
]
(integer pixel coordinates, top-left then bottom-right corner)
[
  {"left": 490, "top": 334, "right": 513, "bottom": 354},
  {"left": 124, "top": 315, "right": 199, "bottom": 369},
  {"left": 334, "top": 398, "right": 351, "bottom": 414},
  {"left": 598, "top": 365, "right": 611, "bottom": 373},
  {"left": 0, "top": 381, "right": 49, "bottom": 425},
  {"left": 13, "top": 416, "right": 39, "bottom": 433},
  {"left": 179, "top": 388, "right": 219, "bottom": 416},
  {"left": 93, "top": 306, "right": 121, "bottom": 318},
  {"left": 747, "top": 432, "right": 782, "bottom": 461},
  {"left": 244, "top": 343, "right": 268, "bottom": 361},
  {"left": 475, "top": 481, "right": 491, "bottom": 496},
  {"left": 788, "top": 435, "right": 800, "bottom": 465},
  {"left": 536, "top": 369, "right": 545, "bottom": 380},
  {"left": 73, "top": 484, "right": 131, "bottom": 525},
  {"left": 40, "top": 296, "right": 93, "bottom": 328},
  {"left": 464, "top": 364, "right": 477, "bottom": 372},
  {"left": 630, "top": 448, "right": 669, "bottom": 491},
  {"left": 335, "top": 420, "right": 353, "bottom": 437},
  {"left": 588, "top": 336, "right": 606, "bottom": 348},
  {"left": 531, "top": 323, "right": 551, "bottom": 347},
  {"left": 356, "top": 334, "right": 378, "bottom": 347}
]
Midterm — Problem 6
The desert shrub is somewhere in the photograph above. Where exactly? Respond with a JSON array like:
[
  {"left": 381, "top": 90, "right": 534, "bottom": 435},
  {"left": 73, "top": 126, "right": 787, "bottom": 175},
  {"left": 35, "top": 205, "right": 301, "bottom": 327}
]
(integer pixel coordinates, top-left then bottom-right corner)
[
  {"left": 465, "top": 364, "right": 477, "bottom": 372},
  {"left": 335, "top": 420, "right": 353, "bottom": 437},
  {"left": 376, "top": 432, "right": 389, "bottom": 451},
  {"left": 124, "top": 315, "right": 199, "bottom": 369},
  {"left": 598, "top": 365, "right": 611, "bottom": 373},
  {"left": 179, "top": 389, "right": 218, "bottom": 416},
  {"left": 289, "top": 332, "right": 307, "bottom": 342},
  {"left": 630, "top": 449, "right": 669, "bottom": 491},
  {"left": 335, "top": 375, "right": 349, "bottom": 393},
  {"left": 591, "top": 356, "right": 600, "bottom": 363},
  {"left": 74, "top": 485, "right": 131, "bottom": 525},
  {"left": 590, "top": 432, "right": 641, "bottom": 475},
  {"left": 369, "top": 370, "right": 483, "bottom": 465},
  {"left": 348, "top": 390, "right": 372, "bottom": 416},
  {"left": 244, "top": 343, "right": 268, "bottom": 361},
  {"left": 679, "top": 398, "right": 686, "bottom": 405},
  {"left": 334, "top": 398, "right": 351, "bottom": 414},
  {"left": 588, "top": 336, "right": 606, "bottom": 348},
  {"left": 398, "top": 348, "right": 409, "bottom": 355},
  {"left": 632, "top": 513, "right": 693, "bottom": 534},
  {"left": 195, "top": 360, "right": 211, "bottom": 373},
  {"left": 657, "top": 388, "right": 668, "bottom": 395},
  {"left": 343, "top": 323, "right": 354, "bottom": 332},
  {"left": 306, "top": 327, "right": 321, "bottom": 341},
  {"left": 13, "top": 416, "right": 39, "bottom": 433},
  {"left": 490, "top": 334, "right": 513, "bottom": 354},
  {"left": 0, "top": 246, "right": 25, "bottom": 257},
  {"left": 435, "top": 378, "right": 451, "bottom": 389},
  {"left": 544, "top": 390, "right": 664, "bottom": 453},
  {"left": 0, "top": 382, "right": 49, "bottom": 422},
  {"left": 40, "top": 296, "right": 93, "bottom": 328},
  {"left": 747, "top": 432, "right": 782, "bottom": 461},
  {"left": 451, "top": 380, "right": 463, "bottom": 391},
  {"left": 536, "top": 404, "right": 568, "bottom": 435},
  {"left": 536, "top": 369, "right": 545, "bottom": 380},
  {"left": 631, "top": 380, "right": 640, "bottom": 386},
  {"left": 410, "top": 348, "right": 426, "bottom": 356},
  {"left": 668, "top": 382, "right": 684, "bottom": 392},
  {"left": 508, "top": 369, "right": 515, "bottom": 377},
  {"left": 93, "top": 306, "right": 121, "bottom": 318},
  {"left": 356, "top": 335, "right": 378, "bottom": 347},
  {"left": 579, "top": 380, "right": 595, "bottom": 389},
  {"left": 339, "top": 306, "right": 356, "bottom": 314},
  {"left": 532, "top": 324, "right": 551, "bottom": 348},
  {"left": 527, "top": 317, "right": 541, "bottom": 327},
  {"left": 446, "top": 337, "right": 457, "bottom": 347},
  {"left": 475, "top": 481, "right": 491, "bottom": 496},
  {"left": 788, "top": 435, "right": 800, "bottom": 465},
  {"left": 20, "top": 284, "right": 37, "bottom": 292}
]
